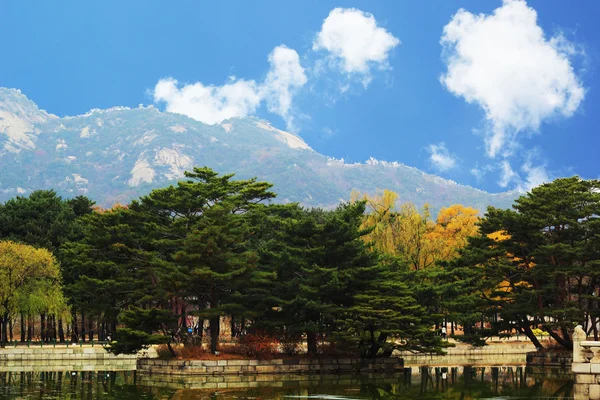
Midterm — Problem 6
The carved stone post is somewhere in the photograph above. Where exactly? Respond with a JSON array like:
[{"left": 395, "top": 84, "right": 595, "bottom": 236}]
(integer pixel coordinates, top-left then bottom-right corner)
[{"left": 573, "top": 325, "right": 587, "bottom": 363}]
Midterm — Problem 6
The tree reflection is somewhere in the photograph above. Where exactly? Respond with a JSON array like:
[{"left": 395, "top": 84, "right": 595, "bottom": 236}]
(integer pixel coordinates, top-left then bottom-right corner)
[{"left": 0, "top": 366, "right": 573, "bottom": 399}]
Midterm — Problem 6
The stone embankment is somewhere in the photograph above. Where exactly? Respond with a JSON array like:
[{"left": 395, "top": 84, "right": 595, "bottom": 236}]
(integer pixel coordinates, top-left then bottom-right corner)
[
  {"left": 137, "top": 357, "right": 403, "bottom": 377},
  {"left": 0, "top": 345, "right": 151, "bottom": 372},
  {"left": 398, "top": 341, "right": 536, "bottom": 367}
]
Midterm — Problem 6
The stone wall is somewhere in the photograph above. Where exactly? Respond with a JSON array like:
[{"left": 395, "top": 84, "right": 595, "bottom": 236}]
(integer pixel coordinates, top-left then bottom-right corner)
[
  {"left": 0, "top": 346, "right": 140, "bottom": 372},
  {"left": 138, "top": 357, "right": 403, "bottom": 377},
  {"left": 526, "top": 350, "right": 572, "bottom": 368},
  {"left": 398, "top": 341, "right": 535, "bottom": 367}
]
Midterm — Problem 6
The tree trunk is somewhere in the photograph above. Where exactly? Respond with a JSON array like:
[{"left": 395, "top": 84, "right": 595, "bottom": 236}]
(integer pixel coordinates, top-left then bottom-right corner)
[
  {"left": 166, "top": 342, "right": 177, "bottom": 357},
  {"left": 20, "top": 314, "right": 25, "bottom": 342},
  {"left": 306, "top": 331, "right": 318, "bottom": 355},
  {"left": 1, "top": 313, "right": 9, "bottom": 348},
  {"left": 521, "top": 324, "right": 544, "bottom": 350},
  {"left": 71, "top": 311, "right": 79, "bottom": 342},
  {"left": 209, "top": 287, "right": 220, "bottom": 353},
  {"left": 53, "top": 316, "right": 58, "bottom": 341},
  {"left": 88, "top": 318, "right": 94, "bottom": 342},
  {"left": 80, "top": 310, "right": 86, "bottom": 342},
  {"left": 198, "top": 319, "right": 204, "bottom": 338},
  {"left": 99, "top": 320, "right": 105, "bottom": 341},
  {"left": 58, "top": 318, "right": 65, "bottom": 343},
  {"left": 40, "top": 314, "right": 46, "bottom": 343},
  {"left": 27, "top": 315, "right": 32, "bottom": 342},
  {"left": 209, "top": 317, "right": 220, "bottom": 353},
  {"left": 9, "top": 318, "right": 13, "bottom": 342}
]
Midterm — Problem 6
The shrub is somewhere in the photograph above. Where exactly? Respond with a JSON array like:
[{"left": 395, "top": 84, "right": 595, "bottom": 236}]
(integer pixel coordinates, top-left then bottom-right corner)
[
  {"left": 179, "top": 344, "right": 206, "bottom": 359},
  {"left": 279, "top": 332, "right": 302, "bottom": 355},
  {"left": 237, "top": 332, "right": 279, "bottom": 357},
  {"left": 156, "top": 344, "right": 177, "bottom": 359},
  {"left": 531, "top": 328, "right": 550, "bottom": 336}
]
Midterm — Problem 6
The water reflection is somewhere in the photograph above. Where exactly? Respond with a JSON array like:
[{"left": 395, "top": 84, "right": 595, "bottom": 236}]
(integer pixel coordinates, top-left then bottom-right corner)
[{"left": 0, "top": 366, "right": 575, "bottom": 399}]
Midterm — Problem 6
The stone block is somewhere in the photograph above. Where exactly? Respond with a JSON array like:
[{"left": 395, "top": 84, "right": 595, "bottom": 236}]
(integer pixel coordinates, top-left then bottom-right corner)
[
  {"left": 590, "top": 384, "right": 600, "bottom": 400},
  {"left": 573, "top": 363, "right": 592, "bottom": 374},
  {"left": 227, "top": 360, "right": 250, "bottom": 366},
  {"left": 592, "top": 364, "right": 600, "bottom": 374},
  {"left": 575, "top": 374, "right": 596, "bottom": 384}
]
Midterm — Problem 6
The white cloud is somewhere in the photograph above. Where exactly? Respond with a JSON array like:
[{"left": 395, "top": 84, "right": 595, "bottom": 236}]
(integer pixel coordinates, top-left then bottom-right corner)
[
  {"left": 519, "top": 161, "right": 550, "bottom": 192},
  {"left": 471, "top": 163, "right": 494, "bottom": 181},
  {"left": 153, "top": 45, "right": 306, "bottom": 129},
  {"left": 313, "top": 8, "right": 400, "bottom": 82},
  {"left": 497, "top": 158, "right": 550, "bottom": 191},
  {"left": 153, "top": 78, "right": 261, "bottom": 125},
  {"left": 499, "top": 160, "right": 518, "bottom": 188},
  {"left": 427, "top": 143, "right": 457, "bottom": 171},
  {"left": 440, "top": 0, "right": 585, "bottom": 158},
  {"left": 262, "top": 45, "right": 308, "bottom": 130}
]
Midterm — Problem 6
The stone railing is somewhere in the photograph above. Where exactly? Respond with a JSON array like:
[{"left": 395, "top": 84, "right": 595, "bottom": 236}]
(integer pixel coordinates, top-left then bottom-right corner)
[
  {"left": 572, "top": 325, "right": 600, "bottom": 399},
  {"left": 573, "top": 325, "right": 600, "bottom": 366}
]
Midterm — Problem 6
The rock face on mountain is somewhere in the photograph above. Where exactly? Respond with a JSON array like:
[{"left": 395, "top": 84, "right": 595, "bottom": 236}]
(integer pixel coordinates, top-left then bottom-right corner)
[{"left": 0, "top": 88, "right": 516, "bottom": 212}]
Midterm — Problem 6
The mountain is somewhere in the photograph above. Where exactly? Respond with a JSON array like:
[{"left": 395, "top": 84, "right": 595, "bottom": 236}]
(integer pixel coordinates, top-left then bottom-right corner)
[{"left": 0, "top": 87, "right": 516, "bottom": 213}]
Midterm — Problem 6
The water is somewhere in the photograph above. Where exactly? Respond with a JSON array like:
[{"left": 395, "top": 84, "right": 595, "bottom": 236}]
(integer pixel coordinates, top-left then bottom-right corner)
[{"left": 0, "top": 366, "right": 575, "bottom": 399}]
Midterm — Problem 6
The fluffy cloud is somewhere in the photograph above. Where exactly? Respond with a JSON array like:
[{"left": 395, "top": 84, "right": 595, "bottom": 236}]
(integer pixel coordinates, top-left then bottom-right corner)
[
  {"left": 427, "top": 143, "right": 457, "bottom": 171},
  {"left": 154, "top": 78, "right": 261, "bottom": 125},
  {"left": 262, "top": 45, "right": 308, "bottom": 130},
  {"left": 153, "top": 45, "right": 306, "bottom": 129},
  {"left": 440, "top": 0, "right": 585, "bottom": 158},
  {"left": 313, "top": 8, "right": 400, "bottom": 81}
]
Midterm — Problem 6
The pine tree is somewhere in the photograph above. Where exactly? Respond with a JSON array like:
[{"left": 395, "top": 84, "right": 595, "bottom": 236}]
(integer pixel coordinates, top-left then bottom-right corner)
[{"left": 445, "top": 177, "right": 600, "bottom": 349}]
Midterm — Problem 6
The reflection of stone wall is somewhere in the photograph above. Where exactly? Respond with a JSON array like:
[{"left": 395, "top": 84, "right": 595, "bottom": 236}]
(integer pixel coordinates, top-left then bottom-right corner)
[
  {"left": 0, "top": 346, "right": 139, "bottom": 372},
  {"left": 138, "top": 358, "right": 403, "bottom": 377},
  {"left": 137, "top": 372, "right": 405, "bottom": 390}
]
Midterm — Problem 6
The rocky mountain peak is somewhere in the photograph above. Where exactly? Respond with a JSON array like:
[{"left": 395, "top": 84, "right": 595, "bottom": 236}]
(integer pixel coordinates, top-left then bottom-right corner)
[{"left": 0, "top": 87, "right": 516, "bottom": 213}]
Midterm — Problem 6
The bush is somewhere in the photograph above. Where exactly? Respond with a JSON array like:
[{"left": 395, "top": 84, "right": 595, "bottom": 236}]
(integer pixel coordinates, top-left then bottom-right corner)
[
  {"left": 237, "top": 332, "right": 279, "bottom": 357},
  {"left": 279, "top": 332, "right": 302, "bottom": 355},
  {"left": 179, "top": 344, "right": 206, "bottom": 359},
  {"left": 156, "top": 344, "right": 176, "bottom": 359},
  {"left": 531, "top": 328, "right": 549, "bottom": 336}
]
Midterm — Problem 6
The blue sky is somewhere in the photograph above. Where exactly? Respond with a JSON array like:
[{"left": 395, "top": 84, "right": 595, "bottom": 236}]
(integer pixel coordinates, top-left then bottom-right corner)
[{"left": 1, "top": 0, "right": 598, "bottom": 193}]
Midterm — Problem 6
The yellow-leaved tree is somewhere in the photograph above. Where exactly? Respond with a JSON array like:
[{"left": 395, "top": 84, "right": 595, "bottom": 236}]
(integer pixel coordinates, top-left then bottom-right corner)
[
  {"left": 427, "top": 204, "right": 480, "bottom": 262},
  {"left": 0, "top": 241, "right": 68, "bottom": 347},
  {"left": 352, "top": 190, "right": 479, "bottom": 270}
]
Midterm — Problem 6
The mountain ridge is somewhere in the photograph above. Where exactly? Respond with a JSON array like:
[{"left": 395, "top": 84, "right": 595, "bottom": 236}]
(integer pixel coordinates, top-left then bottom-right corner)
[{"left": 0, "top": 87, "right": 517, "bottom": 213}]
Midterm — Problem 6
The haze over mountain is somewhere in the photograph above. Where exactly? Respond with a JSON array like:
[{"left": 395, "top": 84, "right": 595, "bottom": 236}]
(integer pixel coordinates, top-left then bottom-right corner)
[{"left": 0, "top": 87, "right": 516, "bottom": 213}]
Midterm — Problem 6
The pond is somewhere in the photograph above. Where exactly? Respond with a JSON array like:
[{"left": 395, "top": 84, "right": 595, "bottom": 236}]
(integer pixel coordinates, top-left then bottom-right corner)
[{"left": 0, "top": 366, "right": 575, "bottom": 399}]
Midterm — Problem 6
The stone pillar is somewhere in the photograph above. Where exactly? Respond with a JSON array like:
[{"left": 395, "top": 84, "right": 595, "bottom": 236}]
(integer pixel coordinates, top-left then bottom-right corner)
[{"left": 573, "top": 325, "right": 587, "bottom": 363}]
